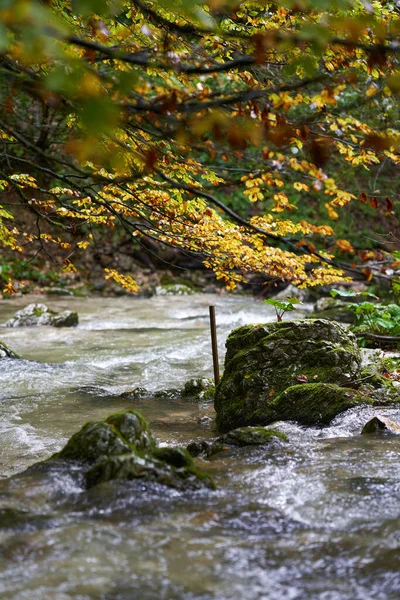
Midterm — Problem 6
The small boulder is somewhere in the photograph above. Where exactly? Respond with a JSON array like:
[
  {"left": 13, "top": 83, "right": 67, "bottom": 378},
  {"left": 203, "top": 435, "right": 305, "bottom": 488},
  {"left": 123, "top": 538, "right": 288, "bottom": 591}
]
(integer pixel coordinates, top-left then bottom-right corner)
[
  {"left": 5, "top": 303, "right": 78, "bottom": 328},
  {"left": 215, "top": 319, "right": 362, "bottom": 432},
  {"left": 362, "top": 415, "right": 400, "bottom": 434},
  {"left": 49, "top": 410, "right": 214, "bottom": 491},
  {"left": 218, "top": 426, "right": 288, "bottom": 446},
  {"left": 0, "top": 340, "right": 19, "bottom": 359}
]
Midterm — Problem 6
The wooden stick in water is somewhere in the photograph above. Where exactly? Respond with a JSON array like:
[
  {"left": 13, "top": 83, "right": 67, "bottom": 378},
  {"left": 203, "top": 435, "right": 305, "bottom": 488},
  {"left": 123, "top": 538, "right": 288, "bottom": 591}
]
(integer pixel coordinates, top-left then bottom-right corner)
[{"left": 209, "top": 305, "right": 220, "bottom": 385}]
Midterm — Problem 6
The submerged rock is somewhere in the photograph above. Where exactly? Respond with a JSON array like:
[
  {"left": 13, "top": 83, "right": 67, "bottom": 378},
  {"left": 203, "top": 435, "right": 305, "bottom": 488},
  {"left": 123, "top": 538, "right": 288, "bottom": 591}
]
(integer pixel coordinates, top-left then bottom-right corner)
[
  {"left": 85, "top": 452, "right": 215, "bottom": 490},
  {"left": 215, "top": 319, "right": 364, "bottom": 432},
  {"left": 50, "top": 410, "right": 213, "bottom": 491},
  {"left": 187, "top": 426, "right": 287, "bottom": 458},
  {"left": 361, "top": 415, "right": 400, "bottom": 434},
  {"left": 5, "top": 303, "right": 78, "bottom": 328},
  {"left": 0, "top": 340, "right": 19, "bottom": 359},
  {"left": 218, "top": 426, "right": 288, "bottom": 446}
]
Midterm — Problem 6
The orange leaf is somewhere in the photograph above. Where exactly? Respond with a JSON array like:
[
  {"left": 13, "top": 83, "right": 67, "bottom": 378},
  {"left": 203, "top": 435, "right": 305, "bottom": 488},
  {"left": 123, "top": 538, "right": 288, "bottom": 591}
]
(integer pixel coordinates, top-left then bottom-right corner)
[
  {"left": 385, "top": 197, "right": 394, "bottom": 214},
  {"left": 359, "top": 191, "right": 367, "bottom": 204},
  {"left": 369, "top": 197, "right": 379, "bottom": 209},
  {"left": 361, "top": 267, "right": 373, "bottom": 282}
]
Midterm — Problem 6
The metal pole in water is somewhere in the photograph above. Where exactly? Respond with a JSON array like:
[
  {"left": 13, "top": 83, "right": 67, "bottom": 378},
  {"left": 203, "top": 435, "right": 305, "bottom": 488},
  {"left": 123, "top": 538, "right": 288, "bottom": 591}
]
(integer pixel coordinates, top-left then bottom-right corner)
[{"left": 209, "top": 305, "right": 220, "bottom": 386}]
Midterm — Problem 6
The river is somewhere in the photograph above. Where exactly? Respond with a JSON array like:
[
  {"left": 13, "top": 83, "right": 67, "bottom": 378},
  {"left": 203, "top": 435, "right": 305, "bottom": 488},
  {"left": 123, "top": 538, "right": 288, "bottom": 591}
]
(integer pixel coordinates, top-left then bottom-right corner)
[{"left": 0, "top": 293, "right": 399, "bottom": 600}]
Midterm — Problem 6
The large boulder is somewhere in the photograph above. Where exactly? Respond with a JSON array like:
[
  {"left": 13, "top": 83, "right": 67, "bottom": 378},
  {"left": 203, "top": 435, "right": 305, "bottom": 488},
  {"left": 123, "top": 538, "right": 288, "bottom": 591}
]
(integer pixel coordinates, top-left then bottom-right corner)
[
  {"left": 50, "top": 410, "right": 213, "bottom": 491},
  {"left": 215, "top": 319, "right": 364, "bottom": 432},
  {"left": 0, "top": 340, "right": 19, "bottom": 359},
  {"left": 5, "top": 303, "right": 78, "bottom": 327}
]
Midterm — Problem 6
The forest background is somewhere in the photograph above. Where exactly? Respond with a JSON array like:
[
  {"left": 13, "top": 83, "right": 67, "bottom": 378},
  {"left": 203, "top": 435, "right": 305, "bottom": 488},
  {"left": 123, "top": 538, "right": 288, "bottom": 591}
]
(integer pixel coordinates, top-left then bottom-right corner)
[{"left": 0, "top": 0, "right": 399, "bottom": 297}]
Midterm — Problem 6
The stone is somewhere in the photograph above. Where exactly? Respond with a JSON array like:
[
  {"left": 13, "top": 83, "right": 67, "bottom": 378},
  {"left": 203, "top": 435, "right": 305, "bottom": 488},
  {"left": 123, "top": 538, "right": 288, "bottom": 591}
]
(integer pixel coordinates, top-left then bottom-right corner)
[
  {"left": 56, "top": 421, "right": 132, "bottom": 464},
  {"left": 0, "top": 340, "right": 19, "bottom": 359},
  {"left": 85, "top": 452, "right": 215, "bottom": 490},
  {"left": 218, "top": 426, "right": 288, "bottom": 446},
  {"left": 215, "top": 319, "right": 363, "bottom": 432},
  {"left": 5, "top": 303, "right": 78, "bottom": 327},
  {"left": 105, "top": 411, "right": 156, "bottom": 452},
  {"left": 269, "top": 383, "right": 372, "bottom": 426},
  {"left": 182, "top": 378, "right": 215, "bottom": 402},
  {"left": 361, "top": 415, "right": 400, "bottom": 434},
  {"left": 50, "top": 410, "right": 214, "bottom": 491}
]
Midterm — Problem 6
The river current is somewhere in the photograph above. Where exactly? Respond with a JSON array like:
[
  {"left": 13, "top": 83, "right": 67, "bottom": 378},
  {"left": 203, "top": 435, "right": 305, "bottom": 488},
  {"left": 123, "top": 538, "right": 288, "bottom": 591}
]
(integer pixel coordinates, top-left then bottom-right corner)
[{"left": 0, "top": 293, "right": 399, "bottom": 600}]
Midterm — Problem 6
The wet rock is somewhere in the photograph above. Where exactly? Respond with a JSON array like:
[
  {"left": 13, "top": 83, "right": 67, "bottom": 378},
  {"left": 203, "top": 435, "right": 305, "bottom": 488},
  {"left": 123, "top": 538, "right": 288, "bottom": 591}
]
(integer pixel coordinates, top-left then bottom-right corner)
[
  {"left": 105, "top": 411, "right": 156, "bottom": 452},
  {"left": 311, "top": 297, "right": 356, "bottom": 323},
  {"left": 0, "top": 340, "right": 19, "bottom": 359},
  {"left": 5, "top": 303, "right": 78, "bottom": 328},
  {"left": 187, "top": 440, "right": 224, "bottom": 458},
  {"left": 269, "top": 384, "right": 372, "bottom": 426},
  {"left": 152, "top": 446, "right": 194, "bottom": 468},
  {"left": 361, "top": 415, "right": 400, "bottom": 434},
  {"left": 56, "top": 421, "right": 133, "bottom": 464},
  {"left": 215, "top": 319, "right": 363, "bottom": 432},
  {"left": 182, "top": 378, "right": 215, "bottom": 402},
  {"left": 50, "top": 410, "right": 214, "bottom": 491},
  {"left": 152, "top": 378, "right": 215, "bottom": 403},
  {"left": 119, "top": 387, "right": 150, "bottom": 400},
  {"left": 218, "top": 426, "right": 288, "bottom": 446},
  {"left": 85, "top": 452, "right": 215, "bottom": 490},
  {"left": 187, "top": 427, "right": 287, "bottom": 458}
]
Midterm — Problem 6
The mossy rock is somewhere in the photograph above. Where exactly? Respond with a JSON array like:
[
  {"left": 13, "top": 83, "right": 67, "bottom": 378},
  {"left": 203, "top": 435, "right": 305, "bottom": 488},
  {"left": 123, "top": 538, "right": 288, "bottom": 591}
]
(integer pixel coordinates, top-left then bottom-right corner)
[
  {"left": 56, "top": 421, "right": 133, "bottom": 464},
  {"left": 85, "top": 453, "right": 215, "bottom": 490},
  {"left": 267, "top": 383, "right": 372, "bottom": 426},
  {"left": 105, "top": 411, "right": 156, "bottom": 452},
  {"left": 0, "top": 340, "right": 20, "bottom": 359},
  {"left": 152, "top": 446, "right": 193, "bottom": 468},
  {"left": 182, "top": 378, "right": 215, "bottom": 402},
  {"left": 50, "top": 410, "right": 215, "bottom": 492},
  {"left": 361, "top": 415, "right": 400, "bottom": 434},
  {"left": 218, "top": 426, "right": 288, "bottom": 446},
  {"left": 359, "top": 367, "right": 400, "bottom": 405},
  {"left": 186, "top": 440, "right": 225, "bottom": 458},
  {"left": 215, "top": 319, "right": 362, "bottom": 432}
]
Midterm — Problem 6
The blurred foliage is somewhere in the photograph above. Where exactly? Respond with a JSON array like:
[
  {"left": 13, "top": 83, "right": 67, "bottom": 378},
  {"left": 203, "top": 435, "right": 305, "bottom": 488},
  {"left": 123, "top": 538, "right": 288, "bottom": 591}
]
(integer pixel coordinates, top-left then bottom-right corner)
[{"left": 0, "top": 0, "right": 399, "bottom": 292}]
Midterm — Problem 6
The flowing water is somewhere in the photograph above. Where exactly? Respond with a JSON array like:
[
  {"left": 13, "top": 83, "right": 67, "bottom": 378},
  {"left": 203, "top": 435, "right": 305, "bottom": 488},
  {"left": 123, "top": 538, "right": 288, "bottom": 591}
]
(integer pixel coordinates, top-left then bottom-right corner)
[{"left": 0, "top": 293, "right": 399, "bottom": 600}]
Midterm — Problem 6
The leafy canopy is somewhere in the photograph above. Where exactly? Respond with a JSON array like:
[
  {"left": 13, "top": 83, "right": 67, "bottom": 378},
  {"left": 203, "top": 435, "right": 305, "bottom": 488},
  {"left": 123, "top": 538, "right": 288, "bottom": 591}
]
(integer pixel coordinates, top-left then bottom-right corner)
[{"left": 0, "top": 0, "right": 399, "bottom": 291}]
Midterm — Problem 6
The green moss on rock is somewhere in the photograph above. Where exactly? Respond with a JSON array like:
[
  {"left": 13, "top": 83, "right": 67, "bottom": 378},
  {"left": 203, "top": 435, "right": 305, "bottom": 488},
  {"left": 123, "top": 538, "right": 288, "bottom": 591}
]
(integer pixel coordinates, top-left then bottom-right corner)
[
  {"left": 0, "top": 340, "right": 20, "bottom": 359},
  {"left": 218, "top": 426, "right": 288, "bottom": 446},
  {"left": 56, "top": 421, "right": 132, "bottom": 464},
  {"left": 85, "top": 452, "right": 215, "bottom": 490},
  {"left": 269, "top": 383, "right": 372, "bottom": 426},
  {"left": 105, "top": 410, "right": 156, "bottom": 452},
  {"left": 215, "top": 319, "right": 362, "bottom": 432},
  {"left": 50, "top": 410, "right": 215, "bottom": 492},
  {"left": 152, "top": 446, "right": 193, "bottom": 468}
]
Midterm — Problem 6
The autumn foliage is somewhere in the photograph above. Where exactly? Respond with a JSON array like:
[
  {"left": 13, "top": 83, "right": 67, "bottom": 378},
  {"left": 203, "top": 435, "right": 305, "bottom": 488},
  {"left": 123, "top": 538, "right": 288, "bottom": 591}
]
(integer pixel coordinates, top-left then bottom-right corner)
[{"left": 0, "top": 0, "right": 399, "bottom": 291}]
